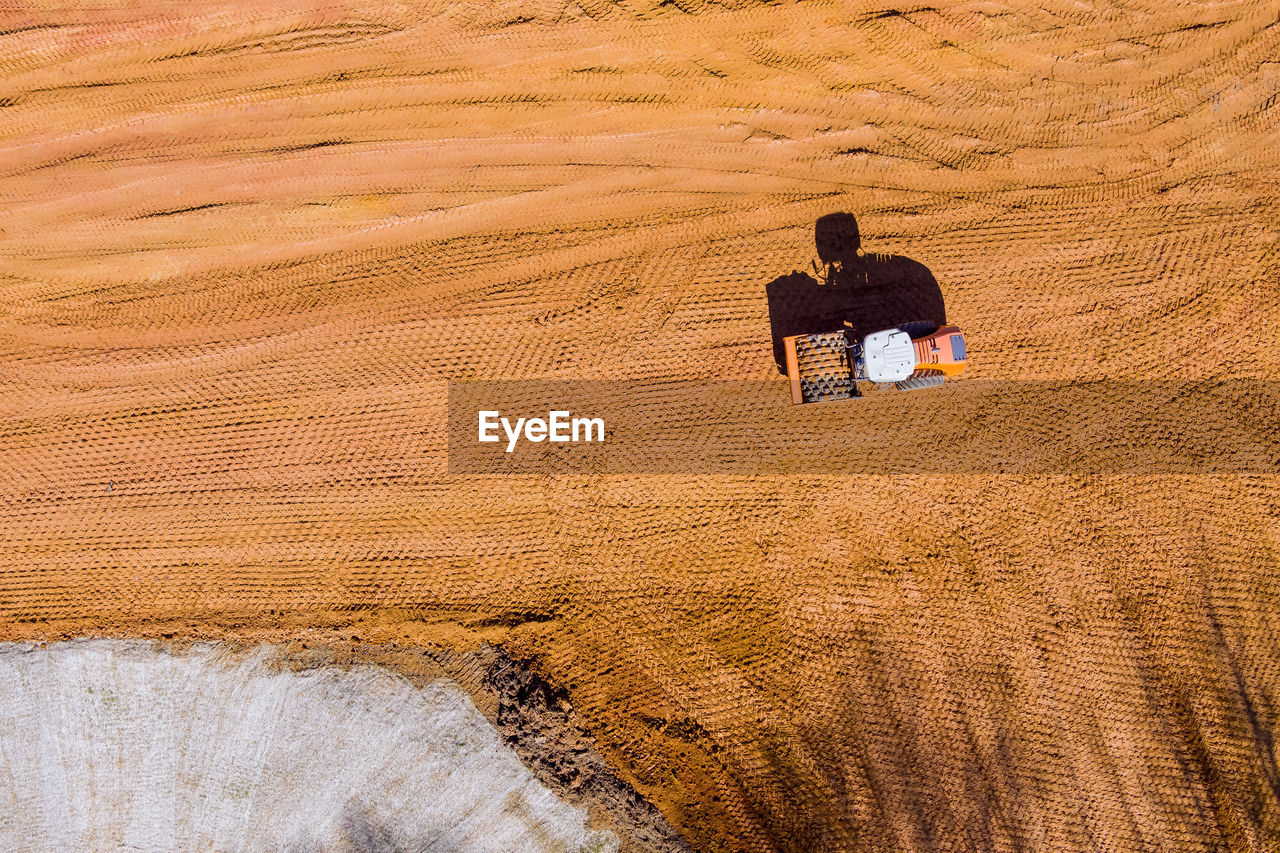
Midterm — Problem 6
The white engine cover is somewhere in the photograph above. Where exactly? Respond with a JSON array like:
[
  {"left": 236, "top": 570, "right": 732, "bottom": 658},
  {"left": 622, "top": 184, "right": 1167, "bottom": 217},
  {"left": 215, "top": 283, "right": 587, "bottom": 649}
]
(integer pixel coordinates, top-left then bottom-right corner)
[{"left": 862, "top": 329, "right": 917, "bottom": 383}]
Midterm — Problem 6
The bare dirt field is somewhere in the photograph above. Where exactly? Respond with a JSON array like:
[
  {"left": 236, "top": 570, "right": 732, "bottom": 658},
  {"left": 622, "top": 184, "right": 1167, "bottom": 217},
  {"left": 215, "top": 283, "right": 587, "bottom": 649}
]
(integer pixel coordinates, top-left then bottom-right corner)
[{"left": 3, "top": 0, "right": 1280, "bottom": 850}]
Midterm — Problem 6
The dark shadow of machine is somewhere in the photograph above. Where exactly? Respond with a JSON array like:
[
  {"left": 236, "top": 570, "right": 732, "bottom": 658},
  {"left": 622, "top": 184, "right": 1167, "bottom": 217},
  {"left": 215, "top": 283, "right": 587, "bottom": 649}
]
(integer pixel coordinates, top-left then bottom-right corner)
[{"left": 766, "top": 212, "right": 947, "bottom": 375}]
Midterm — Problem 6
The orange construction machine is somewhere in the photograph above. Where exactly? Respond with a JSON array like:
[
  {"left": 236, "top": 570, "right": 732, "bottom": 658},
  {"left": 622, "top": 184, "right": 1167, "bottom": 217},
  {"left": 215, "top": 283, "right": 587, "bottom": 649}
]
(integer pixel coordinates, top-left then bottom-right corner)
[{"left": 783, "top": 323, "right": 967, "bottom": 404}]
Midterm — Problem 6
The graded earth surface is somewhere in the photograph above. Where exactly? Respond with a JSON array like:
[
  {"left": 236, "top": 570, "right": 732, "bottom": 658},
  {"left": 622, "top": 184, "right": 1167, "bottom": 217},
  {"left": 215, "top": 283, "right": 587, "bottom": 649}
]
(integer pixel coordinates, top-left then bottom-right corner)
[{"left": 3, "top": 0, "right": 1280, "bottom": 850}]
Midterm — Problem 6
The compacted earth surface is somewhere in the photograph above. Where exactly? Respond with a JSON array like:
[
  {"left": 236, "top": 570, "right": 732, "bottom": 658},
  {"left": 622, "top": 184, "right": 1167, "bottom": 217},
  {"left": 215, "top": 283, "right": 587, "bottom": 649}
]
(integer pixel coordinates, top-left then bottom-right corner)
[{"left": 3, "top": 0, "right": 1280, "bottom": 850}]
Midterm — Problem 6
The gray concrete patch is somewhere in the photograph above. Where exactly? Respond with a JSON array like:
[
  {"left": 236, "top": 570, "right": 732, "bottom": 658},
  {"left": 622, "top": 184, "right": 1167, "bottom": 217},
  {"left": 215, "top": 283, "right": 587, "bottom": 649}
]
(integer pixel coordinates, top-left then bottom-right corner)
[{"left": 0, "top": 640, "right": 618, "bottom": 852}]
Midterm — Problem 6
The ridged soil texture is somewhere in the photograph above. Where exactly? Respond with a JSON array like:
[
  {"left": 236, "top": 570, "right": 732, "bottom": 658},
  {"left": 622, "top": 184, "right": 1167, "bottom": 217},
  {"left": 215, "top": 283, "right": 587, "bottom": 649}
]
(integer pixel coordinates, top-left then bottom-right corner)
[{"left": 3, "top": 0, "right": 1280, "bottom": 850}]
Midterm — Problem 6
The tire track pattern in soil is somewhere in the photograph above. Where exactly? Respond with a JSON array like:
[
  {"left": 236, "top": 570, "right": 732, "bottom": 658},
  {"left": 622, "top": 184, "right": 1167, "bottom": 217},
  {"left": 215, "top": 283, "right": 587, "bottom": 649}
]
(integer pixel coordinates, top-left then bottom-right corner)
[{"left": 3, "top": 1, "right": 1280, "bottom": 850}]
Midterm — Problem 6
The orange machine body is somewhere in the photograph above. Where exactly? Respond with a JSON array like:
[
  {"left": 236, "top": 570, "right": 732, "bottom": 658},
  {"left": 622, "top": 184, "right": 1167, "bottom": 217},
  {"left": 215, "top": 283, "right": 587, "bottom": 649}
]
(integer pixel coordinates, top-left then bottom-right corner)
[
  {"left": 910, "top": 325, "right": 967, "bottom": 378},
  {"left": 782, "top": 325, "right": 968, "bottom": 404}
]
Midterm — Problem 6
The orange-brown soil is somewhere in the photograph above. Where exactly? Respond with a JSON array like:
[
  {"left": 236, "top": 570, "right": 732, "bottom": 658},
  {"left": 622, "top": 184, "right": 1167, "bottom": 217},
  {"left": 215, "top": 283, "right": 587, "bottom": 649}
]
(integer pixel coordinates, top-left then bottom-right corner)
[{"left": 3, "top": 0, "right": 1280, "bottom": 850}]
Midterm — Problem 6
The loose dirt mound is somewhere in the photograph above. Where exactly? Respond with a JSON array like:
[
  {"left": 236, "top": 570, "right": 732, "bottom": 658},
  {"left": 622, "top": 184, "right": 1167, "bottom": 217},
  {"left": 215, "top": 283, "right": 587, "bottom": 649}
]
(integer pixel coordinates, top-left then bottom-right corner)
[{"left": 3, "top": 0, "right": 1280, "bottom": 850}]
